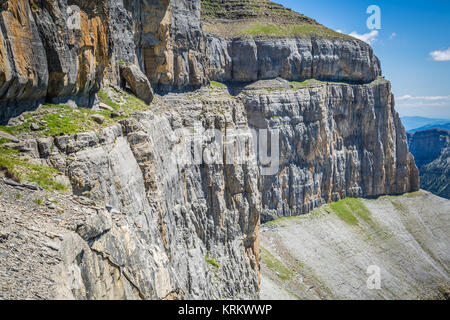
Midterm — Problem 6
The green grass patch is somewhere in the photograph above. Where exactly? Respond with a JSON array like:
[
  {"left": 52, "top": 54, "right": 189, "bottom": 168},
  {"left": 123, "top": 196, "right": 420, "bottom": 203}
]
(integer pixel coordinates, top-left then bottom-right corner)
[
  {"left": 329, "top": 199, "right": 360, "bottom": 226},
  {"left": 0, "top": 88, "right": 150, "bottom": 138},
  {"left": 241, "top": 24, "right": 286, "bottom": 36},
  {"left": 287, "top": 24, "right": 345, "bottom": 38},
  {"left": 34, "top": 198, "right": 43, "bottom": 206},
  {"left": 209, "top": 81, "right": 227, "bottom": 88},
  {"left": 261, "top": 247, "right": 294, "bottom": 281},
  {"left": 290, "top": 79, "right": 327, "bottom": 87},
  {"left": 329, "top": 198, "right": 378, "bottom": 229},
  {"left": 289, "top": 79, "right": 348, "bottom": 87},
  {"left": 290, "top": 80, "right": 312, "bottom": 86},
  {"left": 344, "top": 198, "right": 372, "bottom": 224},
  {"left": 233, "top": 23, "right": 348, "bottom": 39},
  {"left": 30, "top": 0, "right": 39, "bottom": 11},
  {"left": 404, "top": 191, "right": 423, "bottom": 197},
  {"left": 0, "top": 147, "right": 67, "bottom": 191},
  {"left": 205, "top": 251, "right": 220, "bottom": 268}
]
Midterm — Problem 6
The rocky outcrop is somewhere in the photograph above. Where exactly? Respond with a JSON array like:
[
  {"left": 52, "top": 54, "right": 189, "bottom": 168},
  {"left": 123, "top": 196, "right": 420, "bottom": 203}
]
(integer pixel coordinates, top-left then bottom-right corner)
[
  {"left": 0, "top": 0, "right": 381, "bottom": 121},
  {"left": 207, "top": 37, "right": 381, "bottom": 84},
  {"left": 120, "top": 64, "right": 154, "bottom": 104},
  {"left": 0, "top": 0, "right": 48, "bottom": 103},
  {"left": 0, "top": 89, "right": 261, "bottom": 299},
  {"left": 408, "top": 129, "right": 450, "bottom": 199},
  {"left": 241, "top": 80, "right": 419, "bottom": 221}
]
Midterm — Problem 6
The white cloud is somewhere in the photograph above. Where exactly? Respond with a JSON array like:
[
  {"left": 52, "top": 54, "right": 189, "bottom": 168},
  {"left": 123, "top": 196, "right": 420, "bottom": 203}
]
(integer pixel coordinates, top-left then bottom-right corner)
[
  {"left": 397, "top": 101, "right": 450, "bottom": 107},
  {"left": 348, "top": 30, "right": 379, "bottom": 44},
  {"left": 397, "top": 95, "right": 450, "bottom": 101},
  {"left": 389, "top": 32, "right": 397, "bottom": 40},
  {"left": 336, "top": 29, "right": 343, "bottom": 34},
  {"left": 430, "top": 48, "right": 450, "bottom": 61},
  {"left": 396, "top": 95, "right": 450, "bottom": 115}
]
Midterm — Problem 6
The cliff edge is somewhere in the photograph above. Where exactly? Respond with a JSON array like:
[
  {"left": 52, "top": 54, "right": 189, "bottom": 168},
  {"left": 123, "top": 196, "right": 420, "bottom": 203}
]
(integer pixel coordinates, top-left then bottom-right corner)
[{"left": 0, "top": 0, "right": 422, "bottom": 300}]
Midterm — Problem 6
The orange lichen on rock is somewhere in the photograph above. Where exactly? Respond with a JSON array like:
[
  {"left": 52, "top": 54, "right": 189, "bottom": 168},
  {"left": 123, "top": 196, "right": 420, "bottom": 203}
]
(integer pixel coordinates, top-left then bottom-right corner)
[
  {"left": 0, "top": 0, "right": 47, "bottom": 101},
  {"left": 77, "top": 10, "right": 109, "bottom": 94}
]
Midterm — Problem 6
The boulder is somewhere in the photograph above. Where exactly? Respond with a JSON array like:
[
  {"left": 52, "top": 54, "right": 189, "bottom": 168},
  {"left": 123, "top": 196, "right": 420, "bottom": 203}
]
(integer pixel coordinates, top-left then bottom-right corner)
[
  {"left": 99, "top": 103, "right": 114, "bottom": 112},
  {"left": 91, "top": 114, "right": 105, "bottom": 124},
  {"left": 120, "top": 64, "right": 154, "bottom": 104}
]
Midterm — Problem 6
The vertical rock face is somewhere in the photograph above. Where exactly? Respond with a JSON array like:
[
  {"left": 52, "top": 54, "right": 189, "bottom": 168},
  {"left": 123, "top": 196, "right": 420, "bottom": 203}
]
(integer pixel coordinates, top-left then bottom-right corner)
[
  {"left": 240, "top": 80, "right": 419, "bottom": 220},
  {"left": 117, "top": 0, "right": 208, "bottom": 91},
  {"left": 40, "top": 91, "right": 261, "bottom": 299},
  {"left": 207, "top": 37, "right": 381, "bottom": 84},
  {"left": 0, "top": 0, "right": 48, "bottom": 102},
  {"left": 408, "top": 129, "right": 450, "bottom": 199},
  {"left": 0, "top": 0, "right": 110, "bottom": 122},
  {"left": 33, "top": 0, "right": 109, "bottom": 102}
]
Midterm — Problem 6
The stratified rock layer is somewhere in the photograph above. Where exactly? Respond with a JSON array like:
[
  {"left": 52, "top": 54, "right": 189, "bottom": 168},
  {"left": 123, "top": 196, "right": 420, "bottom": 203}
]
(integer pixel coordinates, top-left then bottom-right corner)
[
  {"left": 207, "top": 37, "right": 381, "bottom": 84},
  {"left": 0, "top": 0, "right": 421, "bottom": 300},
  {"left": 241, "top": 80, "right": 419, "bottom": 220},
  {"left": 0, "top": 0, "right": 381, "bottom": 113}
]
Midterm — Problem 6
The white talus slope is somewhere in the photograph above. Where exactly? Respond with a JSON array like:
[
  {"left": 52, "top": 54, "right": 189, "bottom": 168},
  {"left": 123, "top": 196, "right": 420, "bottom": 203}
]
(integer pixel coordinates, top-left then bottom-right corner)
[{"left": 260, "top": 191, "right": 450, "bottom": 300}]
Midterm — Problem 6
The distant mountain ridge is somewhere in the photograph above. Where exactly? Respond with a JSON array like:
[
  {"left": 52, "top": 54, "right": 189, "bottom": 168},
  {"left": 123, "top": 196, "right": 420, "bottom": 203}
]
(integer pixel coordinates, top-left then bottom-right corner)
[
  {"left": 409, "top": 122, "right": 450, "bottom": 133},
  {"left": 401, "top": 116, "right": 450, "bottom": 132}
]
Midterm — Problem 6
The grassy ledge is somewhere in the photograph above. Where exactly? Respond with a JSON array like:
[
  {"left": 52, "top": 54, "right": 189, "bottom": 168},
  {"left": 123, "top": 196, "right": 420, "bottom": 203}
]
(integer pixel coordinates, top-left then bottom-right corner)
[
  {"left": 201, "top": 0, "right": 349, "bottom": 39},
  {"left": 0, "top": 88, "right": 151, "bottom": 191},
  {"left": 209, "top": 81, "right": 228, "bottom": 88},
  {"left": 0, "top": 147, "right": 67, "bottom": 191},
  {"left": 329, "top": 198, "right": 374, "bottom": 227},
  {"left": 0, "top": 88, "right": 149, "bottom": 138}
]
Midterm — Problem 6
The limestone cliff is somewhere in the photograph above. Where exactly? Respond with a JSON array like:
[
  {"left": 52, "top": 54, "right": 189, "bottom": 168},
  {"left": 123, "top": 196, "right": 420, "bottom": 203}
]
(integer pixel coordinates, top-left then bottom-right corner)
[
  {"left": 241, "top": 79, "right": 418, "bottom": 221},
  {"left": 408, "top": 129, "right": 450, "bottom": 199},
  {"left": 0, "top": 0, "right": 109, "bottom": 118},
  {"left": 0, "top": 0, "right": 381, "bottom": 108},
  {"left": 1, "top": 89, "right": 261, "bottom": 299},
  {"left": 0, "top": 0, "right": 422, "bottom": 300}
]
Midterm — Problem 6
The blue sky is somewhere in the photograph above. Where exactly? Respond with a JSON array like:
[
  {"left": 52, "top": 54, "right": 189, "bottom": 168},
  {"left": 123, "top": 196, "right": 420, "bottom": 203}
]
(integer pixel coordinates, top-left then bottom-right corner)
[{"left": 276, "top": 0, "right": 450, "bottom": 118}]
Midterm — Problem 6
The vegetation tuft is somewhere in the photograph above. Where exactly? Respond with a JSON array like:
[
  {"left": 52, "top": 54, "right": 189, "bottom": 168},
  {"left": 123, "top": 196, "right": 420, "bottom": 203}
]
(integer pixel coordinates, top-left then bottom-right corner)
[
  {"left": 205, "top": 251, "right": 221, "bottom": 268},
  {"left": 209, "top": 81, "right": 227, "bottom": 88},
  {"left": 0, "top": 147, "right": 67, "bottom": 191},
  {"left": 261, "top": 247, "right": 294, "bottom": 280}
]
